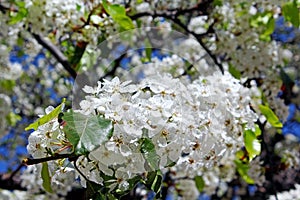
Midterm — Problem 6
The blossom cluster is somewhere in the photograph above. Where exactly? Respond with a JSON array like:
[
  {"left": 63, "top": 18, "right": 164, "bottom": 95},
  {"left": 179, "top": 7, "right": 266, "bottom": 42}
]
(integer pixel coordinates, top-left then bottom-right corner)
[
  {"left": 0, "top": 0, "right": 299, "bottom": 199},
  {"left": 23, "top": 71, "right": 259, "bottom": 198}
]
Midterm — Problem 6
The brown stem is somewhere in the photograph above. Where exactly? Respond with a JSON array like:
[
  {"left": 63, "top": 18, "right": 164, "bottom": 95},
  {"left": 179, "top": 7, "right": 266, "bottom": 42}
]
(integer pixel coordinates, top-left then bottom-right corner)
[
  {"left": 32, "top": 33, "right": 77, "bottom": 79},
  {"left": 22, "top": 153, "right": 78, "bottom": 166}
]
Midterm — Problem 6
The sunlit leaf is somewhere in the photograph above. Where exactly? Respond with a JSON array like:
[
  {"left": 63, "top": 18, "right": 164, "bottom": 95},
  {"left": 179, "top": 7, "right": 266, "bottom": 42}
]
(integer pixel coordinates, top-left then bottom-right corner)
[
  {"left": 250, "top": 12, "right": 275, "bottom": 41},
  {"left": 282, "top": 1, "right": 299, "bottom": 28},
  {"left": 259, "top": 104, "right": 283, "bottom": 128},
  {"left": 234, "top": 159, "right": 255, "bottom": 184},
  {"left": 140, "top": 138, "right": 160, "bottom": 171},
  {"left": 244, "top": 129, "right": 261, "bottom": 161},
  {"left": 41, "top": 162, "right": 53, "bottom": 193},
  {"left": 102, "top": 0, "right": 134, "bottom": 30},
  {"left": 0, "top": 80, "right": 16, "bottom": 92},
  {"left": 194, "top": 176, "right": 205, "bottom": 192},
  {"left": 140, "top": 138, "right": 162, "bottom": 195},
  {"left": 144, "top": 170, "right": 163, "bottom": 195},
  {"left": 8, "top": 1, "right": 28, "bottom": 25},
  {"left": 6, "top": 112, "right": 21, "bottom": 126},
  {"left": 62, "top": 110, "right": 114, "bottom": 155},
  {"left": 145, "top": 38, "right": 152, "bottom": 61},
  {"left": 228, "top": 63, "right": 241, "bottom": 79},
  {"left": 25, "top": 98, "right": 66, "bottom": 131}
]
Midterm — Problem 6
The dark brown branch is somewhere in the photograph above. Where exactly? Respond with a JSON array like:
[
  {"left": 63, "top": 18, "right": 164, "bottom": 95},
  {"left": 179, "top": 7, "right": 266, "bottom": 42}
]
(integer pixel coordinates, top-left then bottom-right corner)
[
  {"left": 22, "top": 153, "right": 78, "bottom": 166},
  {"left": 32, "top": 33, "right": 77, "bottom": 79}
]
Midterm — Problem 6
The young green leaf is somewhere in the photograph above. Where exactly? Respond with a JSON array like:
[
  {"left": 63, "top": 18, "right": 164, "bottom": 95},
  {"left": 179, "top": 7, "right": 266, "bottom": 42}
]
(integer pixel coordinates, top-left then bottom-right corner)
[
  {"left": 250, "top": 12, "right": 275, "bottom": 41},
  {"left": 234, "top": 159, "right": 255, "bottom": 184},
  {"left": 6, "top": 112, "right": 21, "bottom": 127},
  {"left": 41, "top": 162, "right": 53, "bottom": 193},
  {"left": 144, "top": 38, "right": 152, "bottom": 61},
  {"left": 25, "top": 98, "right": 66, "bottom": 131},
  {"left": 62, "top": 110, "right": 114, "bottom": 155},
  {"left": 8, "top": 1, "right": 28, "bottom": 25},
  {"left": 259, "top": 104, "right": 283, "bottom": 128},
  {"left": 194, "top": 176, "right": 205, "bottom": 192},
  {"left": 228, "top": 63, "right": 241, "bottom": 79},
  {"left": 244, "top": 129, "right": 261, "bottom": 161},
  {"left": 144, "top": 170, "right": 163, "bottom": 195},
  {"left": 102, "top": 0, "right": 134, "bottom": 30},
  {"left": 282, "top": 1, "right": 299, "bottom": 28},
  {"left": 140, "top": 138, "right": 162, "bottom": 195},
  {"left": 140, "top": 138, "right": 160, "bottom": 171}
]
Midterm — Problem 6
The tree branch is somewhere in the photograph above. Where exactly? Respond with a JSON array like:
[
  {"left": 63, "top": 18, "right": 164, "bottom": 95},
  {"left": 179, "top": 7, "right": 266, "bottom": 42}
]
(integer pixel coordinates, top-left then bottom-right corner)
[
  {"left": 130, "top": 9, "right": 224, "bottom": 74},
  {"left": 31, "top": 33, "right": 77, "bottom": 79},
  {"left": 22, "top": 153, "right": 78, "bottom": 166}
]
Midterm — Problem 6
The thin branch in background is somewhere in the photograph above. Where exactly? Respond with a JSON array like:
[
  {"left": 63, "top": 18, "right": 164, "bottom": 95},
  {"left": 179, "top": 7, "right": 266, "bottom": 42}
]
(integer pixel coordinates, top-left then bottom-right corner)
[
  {"left": 32, "top": 33, "right": 77, "bottom": 79},
  {"left": 0, "top": 2, "right": 78, "bottom": 79},
  {"left": 22, "top": 153, "right": 78, "bottom": 166},
  {"left": 130, "top": 10, "right": 224, "bottom": 74},
  {"left": 99, "top": 51, "right": 128, "bottom": 81}
]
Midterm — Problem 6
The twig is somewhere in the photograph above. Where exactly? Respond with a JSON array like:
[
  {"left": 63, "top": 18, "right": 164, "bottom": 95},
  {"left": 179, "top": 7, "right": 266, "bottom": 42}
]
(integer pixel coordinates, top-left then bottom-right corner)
[
  {"left": 130, "top": 11, "right": 224, "bottom": 74},
  {"left": 22, "top": 153, "right": 78, "bottom": 166},
  {"left": 98, "top": 51, "right": 128, "bottom": 81},
  {"left": 31, "top": 33, "right": 77, "bottom": 79}
]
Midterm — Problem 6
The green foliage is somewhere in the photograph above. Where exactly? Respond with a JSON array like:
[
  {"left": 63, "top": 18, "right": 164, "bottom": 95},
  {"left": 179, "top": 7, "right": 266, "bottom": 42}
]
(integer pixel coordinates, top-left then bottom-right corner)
[
  {"left": 70, "top": 42, "right": 88, "bottom": 71},
  {"left": 144, "top": 170, "right": 163, "bottom": 197},
  {"left": 8, "top": 1, "right": 28, "bottom": 25},
  {"left": 243, "top": 127, "right": 261, "bottom": 161},
  {"left": 41, "top": 162, "right": 53, "bottom": 193},
  {"left": 234, "top": 159, "right": 255, "bottom": 184},
  {"left": 25, "top": 98, "right": 66, "bottom": 131},
  {"left": 140, "top": 138, "right": 162, "bottom": 195},
  {"left": 140, "top": 138, "right": 160, "bottom": 171},
  {"left": 228, "top": 64, "right": 241, "bottom": 79},
  {"left": 144, "top": 38, "right": 152, "bottom": 61},
  {"left": 0, "top": 80, "right": 16, "bottom": 92},
  {"left": 62, "top": 110, "right": 114, "bottom": 155},
  {"left": 102, "top": 0, "right": 135, "bottom": 30},
  {"left": 213, "top": 0, "right": 223, "bottom": 6},
  {"left": 259, "top": 104, "right": 283, "bottom": 128},
  {"left": 282, "top": 1, "right": 299, "bottom": 28},
  {"left": 250, "top": 12, "right": 275, "bottom": 41},
  {"left": 6, "top": 112, "right": 21, "bottom": 127},
  {"left": 194, "top": 176, "right": 205, "bottom": 192}
]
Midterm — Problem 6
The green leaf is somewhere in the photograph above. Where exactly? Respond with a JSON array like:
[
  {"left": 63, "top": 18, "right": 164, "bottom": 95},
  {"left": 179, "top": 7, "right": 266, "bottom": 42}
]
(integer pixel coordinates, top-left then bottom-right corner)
[
  {"left": 140, "top": 138, "right": 162, "bottom": 195},
  {"left": 234, "top": 159, "right": 255, "bottom": 184},
  {"left": 282, "top": 1, "right": 299, "bottom": 28},
  {"left": 114, "top": 175, "right": 141, "bottom": 198},
  {"left": 194, "top": 176, "right": 205, "bottom": 192},
  {"left": 70, "top": 41, "right": 88, "bottom": 71},
  {"left": 144, "top": 38, "right": 152, "bottom": 61},
  {"left": 244, "top": 129, "right": 261, "bottom": 161},
  {"left": 102, "top": 0, "right": 134, "bottom": 30},
  {"left": 213, "top": 0, "right": 223, "bottom": 6},
  {"left": 25, "top": 98, "right": 66, "bottom": 131},
  {"left": 6, "top": 112, "right": 21, "bottom": 126},
  {"left": 0, "top": 80, "right": 16, "bottom": 92},
  {"left": 250, "top": 12, "right": 275, "bottom": 41},
  {"left": 9, "top": 1, "right": 28, "bottom": 25},
  {"left": 228, "top": 63, "right": 241, "bottom": 79},
  {"left": 259, "top": 17, "right": 275, "bottom": 41},
  {"left": 259, "top": 104, "right": 283, "bottom": 128},
  {"left": 254, "top": 124, "right": 262, "bottom": 137},
  {"left": 144, "top": 170, "right": 163, "bottom": 195},
  {"left": 140, "top": 138, "right": 160, "bottom": 171},
  {"left": 62, "top": 110, "right": 114, "bottom": 155},
  {"left": 41, "top": 162, "right": 53, "bottom": 193}
]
